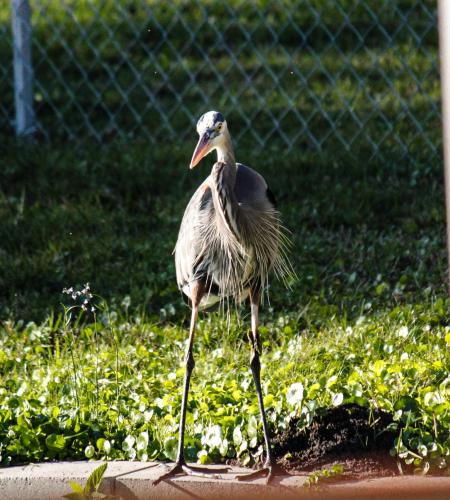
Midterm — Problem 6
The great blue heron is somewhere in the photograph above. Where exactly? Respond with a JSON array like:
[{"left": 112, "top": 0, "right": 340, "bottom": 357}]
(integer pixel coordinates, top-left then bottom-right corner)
[{"left": 153, "top": 111, "right": 292, "bottom": 485}]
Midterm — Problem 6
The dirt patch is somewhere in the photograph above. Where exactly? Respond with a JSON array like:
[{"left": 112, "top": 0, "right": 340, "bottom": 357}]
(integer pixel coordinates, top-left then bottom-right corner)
[{"left": 273, "top": 403, "right": 399, "bottom": 479}]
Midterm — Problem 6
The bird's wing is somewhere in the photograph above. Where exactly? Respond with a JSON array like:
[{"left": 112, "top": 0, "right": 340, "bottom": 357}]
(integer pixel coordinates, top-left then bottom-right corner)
[
  {"left": 175, "top": 162, "right": 293, "bottom": 305},
  {"left": 234, "top": 162, "right": 293, "bottom": 287},
  {"left": 174, "top": 179, "right": 214, "bottom": 291},
  {"left": 234, "top": 163, "right": 275, "bottom": 207}
]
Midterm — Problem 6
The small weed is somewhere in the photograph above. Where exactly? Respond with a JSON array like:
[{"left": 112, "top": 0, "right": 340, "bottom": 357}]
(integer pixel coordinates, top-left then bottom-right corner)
[
  {"left": 304, "top": 464, "right": 345, "bottom": 487},
  {"left": 64, "top": 462, "right": 118, "bottom": 500}
]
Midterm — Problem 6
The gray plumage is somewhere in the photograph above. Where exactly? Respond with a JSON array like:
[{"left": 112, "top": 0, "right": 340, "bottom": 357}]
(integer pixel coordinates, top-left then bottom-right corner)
[
  {"left": 153, "top": 111, "right": 293, "bottom": 485},
  {"left": 175, "top": 111, "right": 292, "bottom": 309}
]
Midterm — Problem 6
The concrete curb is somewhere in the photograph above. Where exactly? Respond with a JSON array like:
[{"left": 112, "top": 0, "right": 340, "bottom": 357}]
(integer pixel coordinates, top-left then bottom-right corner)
[{"left": 0, "top": 461, "right": 449, "bottom": 499}]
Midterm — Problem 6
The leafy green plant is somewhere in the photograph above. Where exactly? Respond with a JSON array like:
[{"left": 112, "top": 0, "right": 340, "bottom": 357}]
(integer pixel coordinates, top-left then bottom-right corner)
[
  {"left": 64, "top": 463, "right": 117, "bottom": 500},
  {"left": 304, "top": 464, "right": 345, "bottom": 487},
  {"left": 0, "top": 296, "right": 449, "bottom": 471}
]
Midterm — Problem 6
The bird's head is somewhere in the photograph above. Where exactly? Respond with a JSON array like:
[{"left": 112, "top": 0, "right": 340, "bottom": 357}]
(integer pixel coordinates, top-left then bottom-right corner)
[{"left": 190, "top": 111, "right": 228, "bottom": 169}]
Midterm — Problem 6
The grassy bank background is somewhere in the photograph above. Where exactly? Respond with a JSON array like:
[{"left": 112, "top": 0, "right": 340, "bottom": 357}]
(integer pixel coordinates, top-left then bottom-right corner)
[{"left": 0, "top": 0, "right": 449, "bottom": 474}]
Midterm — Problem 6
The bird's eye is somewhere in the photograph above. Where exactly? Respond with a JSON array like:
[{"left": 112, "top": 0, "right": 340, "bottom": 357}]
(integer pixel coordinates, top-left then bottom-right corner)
[{"left": 216, "top": 123, "right": 222, "bottom": 132}]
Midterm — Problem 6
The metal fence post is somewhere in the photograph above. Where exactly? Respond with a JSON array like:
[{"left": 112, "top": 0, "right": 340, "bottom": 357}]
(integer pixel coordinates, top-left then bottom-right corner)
[
  {"left": 11, "top": 0, "right": 35, "bottom": 137},
  {"left": 438, "top": 0, "right": 450, "bottom": 294}
]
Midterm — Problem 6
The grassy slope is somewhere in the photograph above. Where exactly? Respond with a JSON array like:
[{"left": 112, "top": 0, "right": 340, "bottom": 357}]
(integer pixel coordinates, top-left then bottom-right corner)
[
  {"left": 0, "top": 1, "right": 441, "bottom": 159},
  {"left": 0, "top": 0, "right": 449, "bottom": 472},
  {"left": 0, "top": 139, "right": 448, "bottom": 469}
]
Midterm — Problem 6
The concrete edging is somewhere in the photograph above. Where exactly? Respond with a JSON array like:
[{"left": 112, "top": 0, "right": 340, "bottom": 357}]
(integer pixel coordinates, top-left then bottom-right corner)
[{"left": 0, "top": 461, "right": 449, "bottom": 499}]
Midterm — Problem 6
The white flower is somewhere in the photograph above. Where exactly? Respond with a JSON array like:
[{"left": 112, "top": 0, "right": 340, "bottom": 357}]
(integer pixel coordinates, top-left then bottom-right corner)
[
  {"left": 122, "top": 435, "right": 135, "bottom": 451},
  {"left": 332, "top": 393, "right": 344, "bottom": 406},
  {"left": 137, "top": 432, "right": 148, "bottom": 451},
  {"left": 286, "top": 382, "right": 304, "bottom": 406},
  {"left": 397, "top": 326, "right": 409, "bottom": 338},
  {"left": 204, "top": 425, "right": 222, "bottom": 448}
]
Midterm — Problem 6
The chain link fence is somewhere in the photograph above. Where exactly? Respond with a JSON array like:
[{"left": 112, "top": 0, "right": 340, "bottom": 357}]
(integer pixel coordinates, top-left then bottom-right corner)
[{"left": 0, "top": 1, "right": 441, "bottom": 162}]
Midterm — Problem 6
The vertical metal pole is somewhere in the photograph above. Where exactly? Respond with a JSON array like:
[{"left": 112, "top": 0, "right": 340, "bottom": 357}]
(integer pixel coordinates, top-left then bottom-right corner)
[
  {"left": 11, "top": 0, "right": 35, "bottom": 137},
  {"left": 439, "top": 0, "right": 450, "bottom": 294}
]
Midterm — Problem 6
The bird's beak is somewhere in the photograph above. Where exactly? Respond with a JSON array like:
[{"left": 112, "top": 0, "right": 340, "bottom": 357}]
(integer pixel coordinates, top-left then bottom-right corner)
[{"left": 190, "top": 132, "right": 211, "bottom": 169}]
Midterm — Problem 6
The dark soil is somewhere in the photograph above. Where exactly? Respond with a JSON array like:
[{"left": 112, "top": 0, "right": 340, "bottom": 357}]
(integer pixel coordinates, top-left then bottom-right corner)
[{"left": 272, "top": 404, "right": 400, "bottom": 479}]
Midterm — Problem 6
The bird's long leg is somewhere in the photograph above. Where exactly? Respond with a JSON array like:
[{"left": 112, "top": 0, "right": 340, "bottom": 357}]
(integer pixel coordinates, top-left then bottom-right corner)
[
  {"left": 236, "top": 287, "right": 278, "bottom": 484},
  {"left": 153, "top": 281, "right": 229, "bottom": 485}
]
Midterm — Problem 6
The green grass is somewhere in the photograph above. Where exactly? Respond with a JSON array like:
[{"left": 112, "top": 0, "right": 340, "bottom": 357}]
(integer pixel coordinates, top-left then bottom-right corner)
[
  {"left": 0, "top": 0, "right": 441, "bottom": 163},
  {"left": 0, "top": 138, "right": 449, "bottom": 471},
  {"left": 0, "top": 140, "right": 445, "bottom": 320},
  {"left": 0, "top": 0, "right": 449, "bottom": 475}
]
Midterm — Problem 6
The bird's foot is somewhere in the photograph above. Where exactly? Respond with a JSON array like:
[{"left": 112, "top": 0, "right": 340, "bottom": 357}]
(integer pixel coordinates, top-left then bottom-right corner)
[
  {"left": 236, "top": 462, "right": 285, "bottom": 484},
  {"left": 152, "top": 461, "right": 231, "bottom": 486}
]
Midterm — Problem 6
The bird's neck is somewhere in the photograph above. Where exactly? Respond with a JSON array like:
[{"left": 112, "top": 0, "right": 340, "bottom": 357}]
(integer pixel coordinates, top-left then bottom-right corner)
[
  {"left": 216, "top": 132, "right": 236, "bottom": 167},
  {"left": 210, "top": 133, "right": 240, "bottom": 238}
]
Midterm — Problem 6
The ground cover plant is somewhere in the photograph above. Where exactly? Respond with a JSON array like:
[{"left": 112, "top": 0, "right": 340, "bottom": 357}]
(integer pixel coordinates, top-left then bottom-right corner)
[
  {"left": 0, "top": 140, "right": 448, "bottom": 475},
  {"left": 0, "top": 0, "right": 449, "bottom": 479}
]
